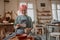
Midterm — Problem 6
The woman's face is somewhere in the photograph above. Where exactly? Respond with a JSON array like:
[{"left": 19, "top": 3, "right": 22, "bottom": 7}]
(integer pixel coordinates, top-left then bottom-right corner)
[{"left": 20, "top": 9, "right": 27, "bottom": 15}]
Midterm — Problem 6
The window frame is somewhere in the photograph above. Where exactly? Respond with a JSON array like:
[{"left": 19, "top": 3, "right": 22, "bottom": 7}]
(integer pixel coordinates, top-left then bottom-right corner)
[{"left": 51, "top": 1, "right": 60, "bottom": 21}]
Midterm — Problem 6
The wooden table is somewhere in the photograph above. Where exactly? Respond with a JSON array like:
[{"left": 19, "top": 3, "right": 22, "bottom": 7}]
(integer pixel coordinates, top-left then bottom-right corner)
[{"left": 0, "top": 23, "right": 14, "bottom": 40}]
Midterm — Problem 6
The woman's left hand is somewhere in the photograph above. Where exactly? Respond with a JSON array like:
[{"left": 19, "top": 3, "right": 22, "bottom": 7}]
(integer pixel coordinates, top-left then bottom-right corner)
[{"left": 24, "top": 28, "right": 32, "bottom": 33}]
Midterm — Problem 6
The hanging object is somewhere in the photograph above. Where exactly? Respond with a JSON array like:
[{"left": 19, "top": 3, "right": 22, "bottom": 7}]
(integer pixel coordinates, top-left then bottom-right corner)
[{"left": 4, "top": 0, "right": 10, "bottom": 2}]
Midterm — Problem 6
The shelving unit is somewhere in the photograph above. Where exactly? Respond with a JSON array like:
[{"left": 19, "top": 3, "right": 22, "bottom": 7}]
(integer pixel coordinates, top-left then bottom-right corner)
[
  {"left": 37, "top": 10, "right": 52, "bottom": 24},
  {"left": 35, "top": 10, "right": 52, "bottom": 35}
]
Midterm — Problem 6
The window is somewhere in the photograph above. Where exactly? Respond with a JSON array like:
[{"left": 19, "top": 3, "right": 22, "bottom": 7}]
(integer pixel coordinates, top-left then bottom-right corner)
[
  {"left": 17, "top": 2, "right": 34, "bottom": 22},
  {"left": 27, "top": 3, "right": 34, "bottom": 22},
  {"left": 52, "top": 1, "right": 60, "bottom": 21}
]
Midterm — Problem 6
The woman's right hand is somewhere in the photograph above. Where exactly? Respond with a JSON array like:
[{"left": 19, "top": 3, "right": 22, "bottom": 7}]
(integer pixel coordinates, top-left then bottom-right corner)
[
  {"left": 15, "top": 24, "right": 26, "bottom": 29},
  {"left": 15, "top": 24, "right": 20, "bottom": 29}
]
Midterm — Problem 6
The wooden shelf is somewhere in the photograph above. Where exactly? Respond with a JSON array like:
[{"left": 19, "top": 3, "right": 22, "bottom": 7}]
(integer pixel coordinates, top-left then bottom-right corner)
[
  {"left": 38, "top": 20, "right": 51, "bottom": 23},
  {"left": 37, "top": 17, "right": 52, "bottom": 20},
  {"left": 37, "top": 16, "right": 51, "bottom": 18},
  {"left": 38, "top": 18, "right": 52, "bottom": 20},
  {"left": 37, "top": 14, "right": 51, "bottom": 16},
  {"left": 37, "top": 9, "right": 50, "bottom": 13}
]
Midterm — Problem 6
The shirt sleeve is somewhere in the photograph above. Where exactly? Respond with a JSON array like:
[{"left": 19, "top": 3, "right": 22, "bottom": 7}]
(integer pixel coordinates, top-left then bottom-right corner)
[
  {"left": 28, "top": 17, "right": 33, "bottom": 28},
  {"left": 14, "top": 16, "right": 18, "bottom": 28}
]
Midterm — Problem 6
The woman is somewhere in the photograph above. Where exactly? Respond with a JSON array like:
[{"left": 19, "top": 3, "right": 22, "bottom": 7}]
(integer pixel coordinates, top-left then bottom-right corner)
[{"left": 3, "top": 4, "right": 33, "bottom": 40}]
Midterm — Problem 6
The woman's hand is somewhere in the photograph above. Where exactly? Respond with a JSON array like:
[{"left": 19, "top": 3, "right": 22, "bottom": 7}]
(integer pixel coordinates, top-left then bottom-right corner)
[
  {"left": 15, "top": 24, "right": 20, "bottom": 29},
  {"left": 15, "top": 24, "right": 26, "bottom": 29},
  {"left": 20, "top": 24, "right": 26, "bottom": 27},
  {"left": 24, "top": 28, "right": 32, "bottom": 34}
]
